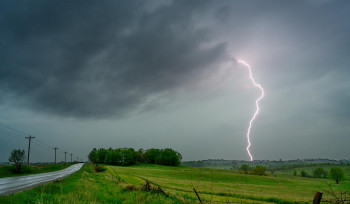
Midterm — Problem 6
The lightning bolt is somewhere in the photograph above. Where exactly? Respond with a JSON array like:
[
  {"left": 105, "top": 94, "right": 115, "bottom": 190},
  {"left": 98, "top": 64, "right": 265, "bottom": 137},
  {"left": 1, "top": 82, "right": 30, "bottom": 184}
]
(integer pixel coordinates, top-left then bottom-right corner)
[{"left": 237, "top": 59, "right": 264, "bottom": 161}]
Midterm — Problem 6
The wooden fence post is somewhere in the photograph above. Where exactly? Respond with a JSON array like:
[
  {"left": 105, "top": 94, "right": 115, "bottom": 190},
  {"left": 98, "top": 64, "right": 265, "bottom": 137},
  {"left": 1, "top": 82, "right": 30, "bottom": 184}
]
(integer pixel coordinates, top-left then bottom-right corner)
[
  {"left": 193, "top": 188, "right": 203, "bottom": 204},
  {"left": 144, "top": 180, "right": 151, "bottom": 191},
  {"left": 158, "top": 186, "right": 168, "bottom": 197},
  {"left": 313, "top": 191, "right": 323, "bottom": 204}
]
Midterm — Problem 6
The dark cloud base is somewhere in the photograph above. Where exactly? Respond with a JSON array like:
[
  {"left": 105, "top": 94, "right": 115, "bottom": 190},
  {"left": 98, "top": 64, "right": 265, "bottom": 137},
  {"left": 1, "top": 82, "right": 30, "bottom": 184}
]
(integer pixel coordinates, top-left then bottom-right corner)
[{"left": 0, "top": 0, "right": 228, "bottom": 118}]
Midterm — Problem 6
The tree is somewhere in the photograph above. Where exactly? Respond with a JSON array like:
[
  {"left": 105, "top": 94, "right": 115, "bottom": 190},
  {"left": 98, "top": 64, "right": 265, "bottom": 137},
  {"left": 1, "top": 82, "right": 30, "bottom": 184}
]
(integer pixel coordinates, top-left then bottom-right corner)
[
  {"left": 121, "top": 148, "right": 136, "bottom": 166},
  {"left": 300, "top": 170, "right": 307, "bottom": 177},
  {"left": 144, "top": 148, "right": 161, "bottom": 164},
  {"left": 96, "top": 148, "right": 107, "bottom": 163},
  {"left": 136, "top": 148, "right": 145, "bottom": 163},
  {"left": 313, "top": 167, "right": 326, "bottom": 178},
  {"left": 323, "top": 170, "right": 328, "bottom": 178},
  {"left": 160, "top": 148, "right": 182, "bottom": 166},
  {"left": 330, "top": 167, "right": 345, "bottom": 184},
  {"left": 253, "top": 166, "right": 267, "bottom": 176},
  {"left": 240, "top": 164, "right": 249, "bottom": 174},
  {"left": 8, "top": 149, "right": 26, "bottom": 173},
  {"left": 293, "top": 170, "right": 297, "bottom": 176},
  {"left": 88, "top": 148, "right": 97, "bottom": 165}
]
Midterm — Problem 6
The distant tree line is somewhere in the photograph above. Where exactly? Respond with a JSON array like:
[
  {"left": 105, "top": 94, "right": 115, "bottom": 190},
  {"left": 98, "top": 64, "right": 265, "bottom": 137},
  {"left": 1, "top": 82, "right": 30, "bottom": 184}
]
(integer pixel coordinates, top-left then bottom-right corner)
[
  {"left": 271, "top": 162, "right": 350, "bottom": 171},
  {"left": 88, "top": 148, "right": 182, "bottom": 166},
  {"left": 183, "top": 160, "right": 350, "bottom": 171},
  {"left": 295, "top": 167, "right": 345, "bottom": 184}
]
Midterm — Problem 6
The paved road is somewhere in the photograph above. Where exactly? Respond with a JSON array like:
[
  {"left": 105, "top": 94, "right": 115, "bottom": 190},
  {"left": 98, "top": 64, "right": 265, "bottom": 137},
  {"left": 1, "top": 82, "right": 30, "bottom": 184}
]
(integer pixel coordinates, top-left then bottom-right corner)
[{"left": 0, "top": 163, "right": 84, "bottom": 195}]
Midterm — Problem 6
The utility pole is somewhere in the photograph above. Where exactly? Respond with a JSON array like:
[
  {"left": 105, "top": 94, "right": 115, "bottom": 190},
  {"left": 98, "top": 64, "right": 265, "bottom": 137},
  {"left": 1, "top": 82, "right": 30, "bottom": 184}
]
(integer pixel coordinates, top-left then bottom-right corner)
[
  {"left": 64, "top": 152, "right": 67, "bottom": 165},
  {"left": 70, "top": 153, "right": 73, "bottom": 162},
  {"left": 53, "top": 147, "right": 59, "bottom": 164},
  {"left": 25, "top": 135, "right": 35, "bottom": 165},
  {"left": 77, "top": 156, "right": 79, "bottom": 163}
]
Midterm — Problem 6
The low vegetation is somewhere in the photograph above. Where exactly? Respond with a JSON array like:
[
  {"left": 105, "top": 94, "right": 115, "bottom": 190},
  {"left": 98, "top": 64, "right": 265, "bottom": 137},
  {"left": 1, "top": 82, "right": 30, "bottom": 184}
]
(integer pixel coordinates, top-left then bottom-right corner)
[
  {"left": 0, "top": 163, "right": 187, "bottom": 203},
  {"left": 0, "top": 163, "right": 75, "bottom": 178},
  {"left": 1, "top": 162, "right": 349, "bottom": 203},
  {"left": 1, "top": 148, "right": 74, "bottom": 178}
]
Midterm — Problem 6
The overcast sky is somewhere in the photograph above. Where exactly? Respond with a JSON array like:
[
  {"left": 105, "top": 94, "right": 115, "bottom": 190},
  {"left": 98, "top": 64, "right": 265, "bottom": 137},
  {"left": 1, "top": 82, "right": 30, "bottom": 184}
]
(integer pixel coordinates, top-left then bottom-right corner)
[{"left": 1, "top": 0, "right": 349, "bottom": 162}]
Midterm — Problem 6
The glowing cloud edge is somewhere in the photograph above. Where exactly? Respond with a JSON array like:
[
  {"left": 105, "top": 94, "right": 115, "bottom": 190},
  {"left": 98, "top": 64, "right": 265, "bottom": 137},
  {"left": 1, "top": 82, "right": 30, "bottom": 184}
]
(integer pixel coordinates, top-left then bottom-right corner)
[{"left": 237, "top": 60, "right": 264, "bottom": 161}]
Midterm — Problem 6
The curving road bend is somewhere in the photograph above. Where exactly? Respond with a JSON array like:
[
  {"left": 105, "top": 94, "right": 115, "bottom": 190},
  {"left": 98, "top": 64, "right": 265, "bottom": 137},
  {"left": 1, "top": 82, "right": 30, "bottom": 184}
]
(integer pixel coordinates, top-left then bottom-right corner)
[{"left": 0, "top": 163, "right": 84, "bottom": 196}]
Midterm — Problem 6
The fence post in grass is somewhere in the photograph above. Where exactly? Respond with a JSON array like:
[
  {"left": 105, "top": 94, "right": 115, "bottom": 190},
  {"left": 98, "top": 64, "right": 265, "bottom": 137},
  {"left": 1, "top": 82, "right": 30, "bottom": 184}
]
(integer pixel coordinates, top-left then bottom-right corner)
[
  {"left": 193, "top": 188, "right": 203, "bottom": 204},
  {"left": 313, "top": 191, "right": 323, "bottom": 204},
  {"left": 158, "top": 186, "right": 168, "bottom": 197},
  {"left": 145, "top": 180, "right": 151, "bottom": 191}
]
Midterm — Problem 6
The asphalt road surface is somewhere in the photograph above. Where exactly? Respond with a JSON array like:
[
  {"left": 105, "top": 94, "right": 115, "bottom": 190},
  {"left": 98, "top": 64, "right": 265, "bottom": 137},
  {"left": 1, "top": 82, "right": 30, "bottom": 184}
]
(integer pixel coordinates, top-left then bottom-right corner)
[{"left": 0, "top": 163, "right": 84, "bottom": 195}]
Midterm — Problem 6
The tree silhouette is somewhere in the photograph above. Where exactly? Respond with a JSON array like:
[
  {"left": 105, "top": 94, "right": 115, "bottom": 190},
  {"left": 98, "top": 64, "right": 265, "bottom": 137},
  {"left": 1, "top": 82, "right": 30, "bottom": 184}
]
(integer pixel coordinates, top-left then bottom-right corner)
[{"left": 8, "top": 149, "right": 26, "bottom": 173}]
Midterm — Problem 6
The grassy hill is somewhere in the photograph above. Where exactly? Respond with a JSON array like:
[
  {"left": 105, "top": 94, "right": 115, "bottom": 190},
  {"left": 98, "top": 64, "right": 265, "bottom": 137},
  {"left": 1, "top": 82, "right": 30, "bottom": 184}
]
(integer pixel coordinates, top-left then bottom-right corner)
[{"left": 1, "top": 163, "right": 349, "bottom": 203}]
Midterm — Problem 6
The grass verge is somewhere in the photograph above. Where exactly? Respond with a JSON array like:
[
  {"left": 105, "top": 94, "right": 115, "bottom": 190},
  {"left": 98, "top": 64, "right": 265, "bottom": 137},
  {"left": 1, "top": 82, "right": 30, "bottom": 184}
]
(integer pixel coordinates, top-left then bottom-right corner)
[
  {"left": 0, "top": 163, "right": 75, "bottom": 178},
  {"left": 0, "top": 163, "right": 189, "bottom": 203}
]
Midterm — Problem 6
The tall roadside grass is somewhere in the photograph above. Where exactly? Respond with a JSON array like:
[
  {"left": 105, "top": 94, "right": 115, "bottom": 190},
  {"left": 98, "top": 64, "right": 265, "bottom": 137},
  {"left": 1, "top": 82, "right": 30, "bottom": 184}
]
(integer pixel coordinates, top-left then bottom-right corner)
[
  {"left": 0, "top": 163, "right": 188, "bottom": 203},
  {"left": 0, "top": 163, "right": 75, "bottom": 178}
]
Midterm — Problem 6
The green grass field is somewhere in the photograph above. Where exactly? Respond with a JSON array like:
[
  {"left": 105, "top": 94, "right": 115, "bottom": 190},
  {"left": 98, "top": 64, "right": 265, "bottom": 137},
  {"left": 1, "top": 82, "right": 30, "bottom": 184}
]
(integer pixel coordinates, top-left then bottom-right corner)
[
  {"left": 0, "top": 163, "right": 187, "bottom": 204},
  {"left": 109, "top": 164, "right": 350, "bottom": 203},
  {"left": 1, "top": 163, "right": 349, "bottom": 203},
  {"left": 0, "top": 163, "right": 74, "bottom": 178}
]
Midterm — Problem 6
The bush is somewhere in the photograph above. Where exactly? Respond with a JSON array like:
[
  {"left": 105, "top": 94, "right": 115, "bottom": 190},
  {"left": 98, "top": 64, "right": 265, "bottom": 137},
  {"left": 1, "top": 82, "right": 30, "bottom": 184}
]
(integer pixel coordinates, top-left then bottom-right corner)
[
  {"left": 300, "top": 170, "right": 308, "bottom": 177},
  {"left": 125, "top": 185, "right": 138, "bottom": 191},
  {"left": 94, "top": 165, "right": 106, "bottom": 172},
  {"left": 240, "top": 164, "right": 249, "bottom": 174},
  {"left": 313, "top": 167, "right": 326, "bottom": 178},
  {"left": 252, "top": 166, "right": 267, "bottom": 176}
]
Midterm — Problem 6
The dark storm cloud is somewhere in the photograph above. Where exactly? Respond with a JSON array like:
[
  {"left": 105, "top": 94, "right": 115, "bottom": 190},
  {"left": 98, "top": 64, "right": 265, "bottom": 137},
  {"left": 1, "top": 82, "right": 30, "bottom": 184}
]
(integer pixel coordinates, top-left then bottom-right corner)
[
  {"left": 0, "top": 0, "right": 228, "bottom": 117},
  {"left": 1, "top": 0, "right": 350, "bottom": 162},
  {"left": 1, "top": 0, "right": 350, "bottom": 122}
]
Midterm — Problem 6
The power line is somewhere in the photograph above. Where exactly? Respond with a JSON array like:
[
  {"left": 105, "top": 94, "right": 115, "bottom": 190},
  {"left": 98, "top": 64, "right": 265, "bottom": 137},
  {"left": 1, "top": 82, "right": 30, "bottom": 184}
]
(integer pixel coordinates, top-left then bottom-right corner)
[
  {"left": 0, "top": 121, "right": 78, "bottom": 164},
  {"left": 0, "top": 129, "right": 53, "bottom": 152},
  {"left": 0, "top": 131, "right": 25, "bottom": 141},
  {"left": 31, "top": 140, "right": 52, "bottom": 151},
  {"left": 35, "top": 138, "right": 54, "bottom": 149},
  {"left": 0, "top": 122, "right": 28, "bottom": 136},
  {"left": 0, "top": 128, "right": 28, "bottom": 140},
  {"left": 0, "top": 128, "right": 23, "bottom": 137}
]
